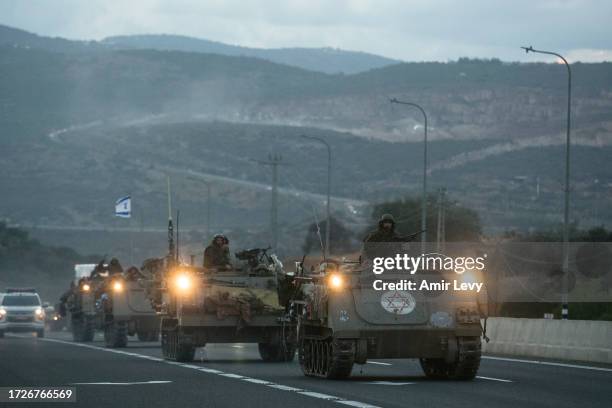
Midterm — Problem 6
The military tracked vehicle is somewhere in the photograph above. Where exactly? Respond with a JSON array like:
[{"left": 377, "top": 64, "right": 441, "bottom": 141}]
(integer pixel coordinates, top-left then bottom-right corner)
[
  {"left": 286, "top": 249, "right": 487, "bottom": 380},
  {"left": 99, "top": 267, "right": 160, "bottom": 347},
  {"left": 146, "top": 247, "right": 295, "bottom": 362},
  {"left": 60, "top": 262, "right": 160, "bottom": 346},
  {"left": 60, "top": 263, "right": 100, "bottom": 342}
]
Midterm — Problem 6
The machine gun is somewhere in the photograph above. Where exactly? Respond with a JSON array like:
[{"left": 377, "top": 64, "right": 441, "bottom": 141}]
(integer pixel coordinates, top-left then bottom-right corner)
[
  {"left": 235, "top": 246, "right": 272, "bottom": 267},
  {"left": 396, "top": 229, "right": 426, "bottom": 242}
]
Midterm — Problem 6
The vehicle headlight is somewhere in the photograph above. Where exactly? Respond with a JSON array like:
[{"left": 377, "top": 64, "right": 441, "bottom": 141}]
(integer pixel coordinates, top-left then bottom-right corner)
[
  {"left": 174, "top": 274, "right": 192, "bottom": 293},
  {"left": 0, "top": 308, "right": 6, "bottom": 318},
  {"left": 328, "top": 273, "right": 344, "bottom": 290},
  {"left": 82, "top": 283, "right": 91, "bottom": 292},
  {"left": 112, "top": 280, "right": 124, "bottom": 293},
  {"left": 53, "top": 315, "right": 59, "bottom": 321},
  {"left": 35, "top": 307, "right": 45, "bottom": 320}
]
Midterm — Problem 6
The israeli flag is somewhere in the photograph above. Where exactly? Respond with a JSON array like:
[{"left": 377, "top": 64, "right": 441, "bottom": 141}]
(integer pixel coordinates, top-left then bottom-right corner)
[{"left": 115, "top": 195, "right": 131, "bottom": 218}]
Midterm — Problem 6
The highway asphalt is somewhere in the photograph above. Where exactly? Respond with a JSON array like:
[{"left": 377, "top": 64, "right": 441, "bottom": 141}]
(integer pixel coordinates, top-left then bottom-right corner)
[{"left": 1, "top": 331, "right": 611, "bottom": 408}]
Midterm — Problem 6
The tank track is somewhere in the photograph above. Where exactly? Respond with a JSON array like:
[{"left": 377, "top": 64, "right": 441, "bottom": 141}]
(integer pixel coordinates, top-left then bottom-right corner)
[
  {"left": 420, "top": 336, "right": 482, "bottom": 380},
  {"left": 104, "top": 320, "right": 128, "bottom": 348},
  {"left": 161, "top": 319, "right": 195, "bottom": 362},
  {"left": 299, "top": 337, "right": 354, "bottom": 379},
  {"left": 71, "top": 315, "right": 95, "bottom": 342}
]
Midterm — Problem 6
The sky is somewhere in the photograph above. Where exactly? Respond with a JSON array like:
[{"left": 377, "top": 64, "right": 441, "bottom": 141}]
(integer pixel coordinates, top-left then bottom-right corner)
[{"left": 1, "top": 0, "right": 612, "bottom": 62}]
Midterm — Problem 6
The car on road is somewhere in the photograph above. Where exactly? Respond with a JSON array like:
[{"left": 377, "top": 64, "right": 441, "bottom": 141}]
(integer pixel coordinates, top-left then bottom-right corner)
[{"left": 0, "top": 288, "right": 46, "bottom": 338}]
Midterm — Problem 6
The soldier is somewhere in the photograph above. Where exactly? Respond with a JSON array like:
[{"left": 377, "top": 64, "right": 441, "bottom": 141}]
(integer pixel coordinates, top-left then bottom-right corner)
[
  {"left": 203, "top": 234, "right": 232, "bottom": 269},
  {"left": 90, "top": 260, "right": 107, "bottom": 279},
  {"left": 364, "top": 214, "right": 423, "bottom": 243},
  {"left": 364, "top": 213, "right": 401, "bottom": 242},
  {"left": 108, "top": 258, "right": 123, "bottom": 275}
]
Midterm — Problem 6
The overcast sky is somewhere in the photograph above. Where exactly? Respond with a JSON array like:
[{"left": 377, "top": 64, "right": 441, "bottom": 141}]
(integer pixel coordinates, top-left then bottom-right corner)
[{"left": 1, "top": 0, "right": 611, "bottom": 62}]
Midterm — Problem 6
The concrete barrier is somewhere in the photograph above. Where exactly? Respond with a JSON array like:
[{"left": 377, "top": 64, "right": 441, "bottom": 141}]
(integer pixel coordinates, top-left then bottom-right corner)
[{"left": 482, "top": 317, "right": 612, "bottom": 364}]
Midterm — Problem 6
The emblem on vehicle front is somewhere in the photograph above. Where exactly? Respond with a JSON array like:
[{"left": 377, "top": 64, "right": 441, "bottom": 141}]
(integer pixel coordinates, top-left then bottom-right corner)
[
  {"left": 339, "top": 310, "right": 349, "bottom": 322},
  {"left": 380, "top": 291, "right": 416, "bottom": 315}
]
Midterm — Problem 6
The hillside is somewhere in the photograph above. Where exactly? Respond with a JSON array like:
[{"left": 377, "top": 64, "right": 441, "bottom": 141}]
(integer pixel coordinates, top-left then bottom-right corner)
[
  {"left": 102, "top": 34, "right": 400, "bottom": 74},
  {"left": 1, "top": 26, "right": 612, "bottom": 262},
  {"left": 0, "top": 222, "right": 99, "bottom": 301},
  {"left": 0, "top": 25, "right": 398, "bottom": 74},
  {"left": 2, "top": 38, "right": 611, "bottom": 147}
]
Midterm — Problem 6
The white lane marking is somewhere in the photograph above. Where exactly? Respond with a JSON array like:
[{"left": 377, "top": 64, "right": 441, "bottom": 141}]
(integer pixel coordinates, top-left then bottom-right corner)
[
  {"left": 198, "top": 368, "right": 223, "bottom": 374},
  {"left": 366, "top": 381, "right": 414, "bottom": 385},
  {"left": 298, "top": 391, "right": 339, "bottom": 400},
  {"left": 220, "top": 373, "right": 245, "bottom": 379},
  {"left": 72, "top": 381, "right": 172, "bottom": 385},
  {"left": 483, "top": 356, "right": 612, "bottom": 373},
  {"left": 139, "top": 356, "right": 163, "bottom": 362},
  {"left": 242, "top": 378, "right": 272, "bottom": 384},
  {"left": 337, "top": 400, "right": 382, "bottom": 408},
  {"left": 181, "top": 364, "right": 202, "bottom": 369},
  {"left": 38, "top": 337, "right": 382, "bottom": 408},
  {"left": 366, "top": 361, "right": 392, "bottom": 366},
  {"left": 267, "top": 384, "right": 303, "bottom": 392},
  {"left": 476, "top": 376, "right": 513, "bottom": 383}
]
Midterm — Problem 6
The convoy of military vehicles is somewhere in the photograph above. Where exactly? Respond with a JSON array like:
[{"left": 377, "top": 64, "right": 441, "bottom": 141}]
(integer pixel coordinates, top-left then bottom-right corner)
[
  {"left": 31, "top": 130, "right": 485, "bottom": 381},
  {"left": 49, "top": 222, "right": 488, "bottom": 380}
]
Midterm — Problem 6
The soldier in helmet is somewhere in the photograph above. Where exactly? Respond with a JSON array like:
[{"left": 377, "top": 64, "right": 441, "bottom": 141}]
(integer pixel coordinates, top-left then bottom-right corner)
[
  {"left": 203, "top": 234, "right": 232, "bottom": 270},
  {"left": 108, "top": 258, "right": 123, "bottom": 275},
  {"left": 364, "top": 213, "right": 401, "bottom": 242}
]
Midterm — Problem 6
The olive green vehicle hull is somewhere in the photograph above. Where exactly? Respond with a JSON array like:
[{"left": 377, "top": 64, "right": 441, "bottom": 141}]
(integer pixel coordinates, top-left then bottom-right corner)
[
  {"left": 67, "top": 280, "right": 159, "bottom": 346},
  {"left": 159, "top": 274, "right": 295, "bottom": 362},
  {"left": 294, "top": 271, "right": 486, "bottom": 380}
]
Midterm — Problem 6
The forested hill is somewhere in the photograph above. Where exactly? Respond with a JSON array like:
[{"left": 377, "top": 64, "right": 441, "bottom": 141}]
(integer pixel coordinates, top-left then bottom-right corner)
[{"left": 0, "top": 222, "right": 99, "bottom": 300}]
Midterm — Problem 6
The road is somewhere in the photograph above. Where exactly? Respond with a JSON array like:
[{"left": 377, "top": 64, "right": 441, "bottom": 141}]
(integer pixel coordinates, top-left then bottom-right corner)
[{"left": 1, "top": 332, "right": 610, "bottom": 408}]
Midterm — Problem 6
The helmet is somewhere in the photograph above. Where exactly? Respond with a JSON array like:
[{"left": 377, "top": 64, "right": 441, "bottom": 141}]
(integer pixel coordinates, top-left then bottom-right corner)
[
  {"left": 212, "top": 234, "right": 228, "bottom": 245},
  {"left": 379, "top": 214, "right": 395, "bottom": 224}
]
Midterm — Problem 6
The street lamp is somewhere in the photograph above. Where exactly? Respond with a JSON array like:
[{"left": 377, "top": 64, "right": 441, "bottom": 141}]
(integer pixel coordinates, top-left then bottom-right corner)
[
  {"left": 389, "top": 97, "right": 428, "bottom": 252},
  {"left": 522, "top": 45, "right": 572, "bottom": 320},
  {"left": 301, "top": 134, "right": 332, "bottom": 260}
]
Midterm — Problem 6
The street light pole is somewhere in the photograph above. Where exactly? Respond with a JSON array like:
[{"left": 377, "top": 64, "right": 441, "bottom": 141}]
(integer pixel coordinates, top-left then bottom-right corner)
[
  {"left": 301, "top": 135, "right": 332, "bottom": 260},
  {"left": 205, "top": 182, "right": 211, "bottom": 242},
  {"left": 522, "top": 45, "right": 572, "bottom": 320},
  {"left": 390, "top": 97, "right": 428, "bottom": 252}
]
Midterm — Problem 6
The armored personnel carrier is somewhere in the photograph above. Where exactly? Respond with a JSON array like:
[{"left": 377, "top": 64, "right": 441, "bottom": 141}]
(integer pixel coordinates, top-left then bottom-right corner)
[
  {"left": 60, "top": 262, "right": 159, "bottom": 346},
  {"left": 286, "top": 249, "right": 487, "bottom": 380},
  {"left": 61, "top": 263, "right": 100, "bottom": 342},
  {"left": 146, "top": 247, "right": 295, "bottom": 362},
  {"left": 100, "top": 267, "right": 160, "bottom": 347}
]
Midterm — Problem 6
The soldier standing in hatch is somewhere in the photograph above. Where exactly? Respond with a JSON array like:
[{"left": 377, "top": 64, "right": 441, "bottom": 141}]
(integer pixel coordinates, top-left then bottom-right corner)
[
  {"left": 364, "top": 214, "right": 401, "bottom": 242},
  {"left": 108, "top": 258, "right": 123, "bottom": 275},
  {"left": 363, "top": 214, "right": 423, "bottom": 259},
  {"left": 203, "top": 234, "right": 232, "bottom": 270},
  {"left": 364, "top": 213, "right": 423, "bottom": 243}
]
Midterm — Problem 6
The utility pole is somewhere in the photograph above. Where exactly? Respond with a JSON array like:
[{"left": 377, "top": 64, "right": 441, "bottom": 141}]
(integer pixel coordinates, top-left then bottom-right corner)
[
  {"left": 440, "top": 189, "right": 446, "bottom": 253},
  {"left": 301, "top": 135, "right": 332, "bottom": 259},
  {"left": 436, "top": 188, "right": 443, "bottom": 253},
  {"left": 436, "top": 188, "right": 446, "bottom": 253},
  {"left": 522, "top": 45, "right": 572, "bottom": 320},
  {"left": 255, "top": 153, "right": 283, "bottom": 251},
  {"left": 204, "top": 182, "right": 211, "bottom": 241}
]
